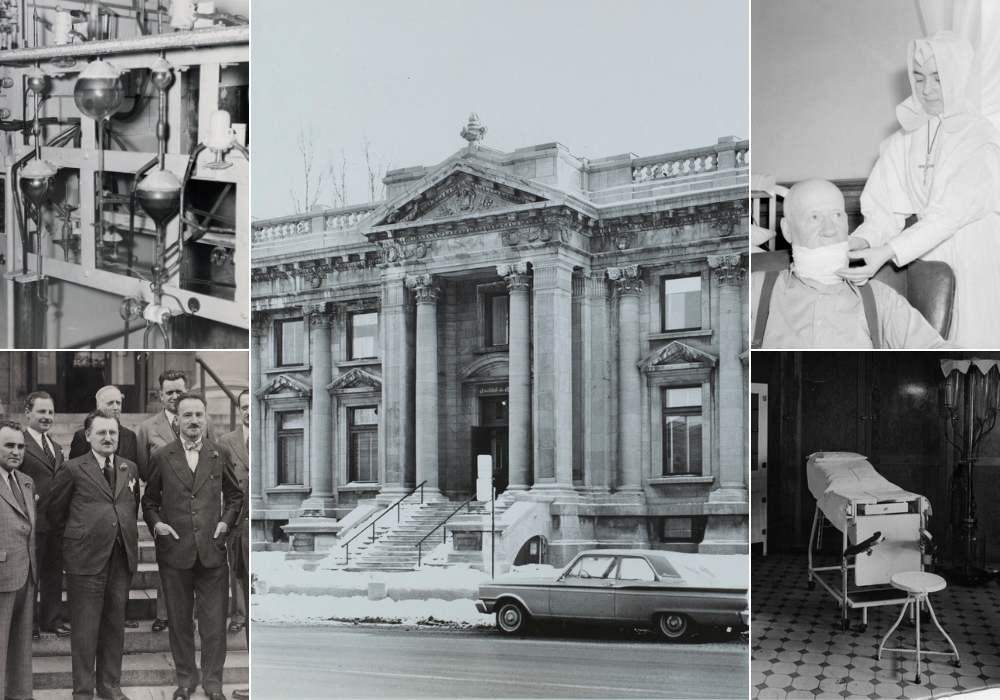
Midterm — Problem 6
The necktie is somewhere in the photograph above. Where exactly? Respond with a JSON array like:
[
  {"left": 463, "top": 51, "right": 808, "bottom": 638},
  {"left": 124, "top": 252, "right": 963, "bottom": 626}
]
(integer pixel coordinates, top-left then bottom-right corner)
[
  {"left": 41, "top": 435, "right": 55, "bottom": 467},
  {"left": 6, "top": 471, "right": 26, "bottom": 513},
  {"left": 171, "top": 414, "right": 180, "bottom": 437},
  {"left": 104, "top": 456, "right": 115, "bottom": 489}
]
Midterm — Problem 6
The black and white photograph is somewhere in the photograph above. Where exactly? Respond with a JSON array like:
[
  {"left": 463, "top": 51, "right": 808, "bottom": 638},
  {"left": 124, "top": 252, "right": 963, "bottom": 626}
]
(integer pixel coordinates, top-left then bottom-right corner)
[
  {"left": 0, "top": 350, "right": 249, "bottom": 700},
  {"left": 0, "top": 0, "right": 249, "bottom": 349},
  {"left": 250, "top": 0, "right": 749, "bottom": 698},
  {"left": 751, "top": 1, "right": 1000, "bottom": 350}
]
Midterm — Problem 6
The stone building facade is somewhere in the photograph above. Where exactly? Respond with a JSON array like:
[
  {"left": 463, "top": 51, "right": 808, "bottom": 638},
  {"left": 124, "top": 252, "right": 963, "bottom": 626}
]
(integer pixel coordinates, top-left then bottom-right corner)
[{"left": 251, "top": 120, "right": 750, "bottom": 562}]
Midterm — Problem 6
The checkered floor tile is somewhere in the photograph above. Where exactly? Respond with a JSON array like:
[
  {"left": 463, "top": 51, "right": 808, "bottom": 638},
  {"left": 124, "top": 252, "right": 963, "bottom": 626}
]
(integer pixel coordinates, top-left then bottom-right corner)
[{"left": 752, "top": 552, "right": 1000, "bottom": 699}]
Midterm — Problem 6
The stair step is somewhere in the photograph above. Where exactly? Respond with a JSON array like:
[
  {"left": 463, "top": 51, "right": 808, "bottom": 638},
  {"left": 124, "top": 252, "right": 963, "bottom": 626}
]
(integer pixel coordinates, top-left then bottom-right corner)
[
  {"left": 140, "top": 541, "right": 158, "bottom": 564},
  {"left": 32, "top": 651, "right": 248, "bottom": 689},
  {"left": 32, "top": 625, "right": 247, "bottom": 657}
]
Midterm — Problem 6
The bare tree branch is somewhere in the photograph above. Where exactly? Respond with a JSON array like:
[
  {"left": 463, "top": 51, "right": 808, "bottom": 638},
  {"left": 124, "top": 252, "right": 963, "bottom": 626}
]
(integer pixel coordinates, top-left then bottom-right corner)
[{"left": 289, "top": 124, "right": 326, "bottom": 214}]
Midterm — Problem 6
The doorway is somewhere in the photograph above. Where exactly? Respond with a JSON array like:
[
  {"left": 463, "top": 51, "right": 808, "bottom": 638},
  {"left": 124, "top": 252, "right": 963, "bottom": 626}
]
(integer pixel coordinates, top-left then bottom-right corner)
[{"left": 472, "top": 395, "right": 509, "bottom": 496}]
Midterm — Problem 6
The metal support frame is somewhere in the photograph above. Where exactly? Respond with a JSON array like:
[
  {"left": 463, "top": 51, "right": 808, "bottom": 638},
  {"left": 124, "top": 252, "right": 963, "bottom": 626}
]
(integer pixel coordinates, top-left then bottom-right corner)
[{"left": 1, "top": 30, "right": 249, "bottom": 347}]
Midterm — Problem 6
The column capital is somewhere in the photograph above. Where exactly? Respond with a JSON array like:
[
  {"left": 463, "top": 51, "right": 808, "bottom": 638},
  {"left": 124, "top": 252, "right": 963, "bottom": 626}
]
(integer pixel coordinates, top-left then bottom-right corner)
[
  {"left": 497, "top": 261, "right": 532, "bottom": 293},
  {"left": 251, "top": 310, "right": 270, "bottom": 337},
  {"left": 708, "top": 253, "right": 746, "bottom": 286},
  {"left": 406, "top": 273, "right": 441, "bottom": 303},
  {"left": 607, "top": 264, "right": 644, "bottom": 295},
  {"left": 307, "top": 307, "right": 334, "bottom": 329}
]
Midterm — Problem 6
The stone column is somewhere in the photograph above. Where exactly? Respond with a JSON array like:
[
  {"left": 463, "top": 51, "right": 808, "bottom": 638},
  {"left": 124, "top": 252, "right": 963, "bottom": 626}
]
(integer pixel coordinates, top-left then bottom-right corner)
[
  {"left": 250, "top": 311, "right": 267, "bottom": 541},
  {"left": 379, "top": 274, "right": 414, "bottom": 500},
  {"left": 407, "top": 274, "right": 442, "bottom": 498},
  {"left": 701, "top": 253, "right": 748, "bottom": 555},
  {"left": 709, "top": 253, "right": 749, "bottom": 501},
  {"left": 530, "top": 259, "right": 576, "bottom": 497},
  {"left": 299, "top": 304, "right": 336, "bottom": 517},
  {"left": 498, "top": 262, "right": 531, "bottom": 491},
  {"left": 609, "top": 265, "right": 644, "bottom": 497}
]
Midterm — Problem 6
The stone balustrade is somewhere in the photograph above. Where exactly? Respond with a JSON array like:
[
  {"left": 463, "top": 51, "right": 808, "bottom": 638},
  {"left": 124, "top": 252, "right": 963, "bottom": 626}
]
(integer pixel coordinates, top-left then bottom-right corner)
[
  {"left": 633, "top": 149, "right": 718, "bottom": 182},
  {"left": 252, "top": 205, "right": 379, "bottom": 244}
]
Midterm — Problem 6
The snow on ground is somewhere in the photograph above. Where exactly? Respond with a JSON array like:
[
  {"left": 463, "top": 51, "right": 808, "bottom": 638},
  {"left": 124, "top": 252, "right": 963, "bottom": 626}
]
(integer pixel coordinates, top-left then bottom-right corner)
[{"left": 252, "top": 592, "right": 493, "bottom": 627}]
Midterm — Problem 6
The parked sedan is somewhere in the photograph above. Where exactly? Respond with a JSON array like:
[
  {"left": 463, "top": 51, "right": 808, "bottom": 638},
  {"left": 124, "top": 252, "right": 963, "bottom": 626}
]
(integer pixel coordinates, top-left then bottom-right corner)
[{"left": 476, "top": 549, "right": 749, "bottom": 640}]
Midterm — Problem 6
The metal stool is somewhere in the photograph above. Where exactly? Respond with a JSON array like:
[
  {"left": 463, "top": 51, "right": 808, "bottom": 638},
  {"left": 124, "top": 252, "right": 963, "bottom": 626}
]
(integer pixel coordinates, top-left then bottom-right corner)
[{"left": 877, "top": 571, "right": 960, "bottom": 683}]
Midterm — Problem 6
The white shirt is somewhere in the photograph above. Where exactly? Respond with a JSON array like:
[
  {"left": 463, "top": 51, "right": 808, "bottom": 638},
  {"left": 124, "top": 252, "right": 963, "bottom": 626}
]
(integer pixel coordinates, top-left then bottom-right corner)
[
  {"left": 92, "top": 450, "right": 114, "bottom": 470},
  {"left": 241, "top": 424, "right": 249, "bottom": 444},
  {"left": 26, "top": 426, "right": 55, "bottom": 460}
]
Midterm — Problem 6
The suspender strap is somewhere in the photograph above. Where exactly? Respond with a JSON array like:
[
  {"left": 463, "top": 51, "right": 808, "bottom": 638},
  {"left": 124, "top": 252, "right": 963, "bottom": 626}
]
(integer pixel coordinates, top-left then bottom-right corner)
[
  {"left": 752, "top": 271, "right": 780, "bottom": 349},
  {"left": 859, "top": 283, "right": 880, "bottom": 349}
]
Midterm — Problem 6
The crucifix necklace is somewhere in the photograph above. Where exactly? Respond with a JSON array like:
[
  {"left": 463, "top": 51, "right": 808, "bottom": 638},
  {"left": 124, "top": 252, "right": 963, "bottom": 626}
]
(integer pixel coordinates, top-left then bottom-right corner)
[{"left": 919, "top": 118, "right": 943, "bottom": 186}]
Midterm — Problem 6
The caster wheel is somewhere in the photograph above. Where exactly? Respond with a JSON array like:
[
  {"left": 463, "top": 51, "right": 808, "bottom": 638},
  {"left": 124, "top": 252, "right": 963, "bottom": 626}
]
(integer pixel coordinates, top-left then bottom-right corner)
[
  {"left": 915, "top": 674, "right": 922, "bottom": 684},
  {"left": 953, "top": 660, "right": 962, "bottom": 668},
  {"left": 857, "top": 624, "right": 867, "bottom": 634},
  {"left": 807, "top": 581, "right": 815, "bottom": 591},
  {"left": 841, "top": 619, "right": 850, "bottom": 632}
]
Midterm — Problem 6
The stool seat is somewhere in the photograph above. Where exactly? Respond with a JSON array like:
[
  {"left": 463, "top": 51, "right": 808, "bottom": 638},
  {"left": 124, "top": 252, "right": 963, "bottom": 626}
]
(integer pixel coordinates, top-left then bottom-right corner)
[{"left": 890, "top": 571, "right": 947, "bottom": 595}]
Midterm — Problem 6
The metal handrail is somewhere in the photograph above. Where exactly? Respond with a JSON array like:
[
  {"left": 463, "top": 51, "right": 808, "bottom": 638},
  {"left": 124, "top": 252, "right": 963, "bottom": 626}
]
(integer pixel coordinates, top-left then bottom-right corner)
[
  {"left": 416, "top": 495, "right": 476, "bottom": 567},
  {"left": 195, "top": 353, "right": 240, "bottom": 431},
  {"left": 342, "top": 481, "right": 427, "bottom": 565}
]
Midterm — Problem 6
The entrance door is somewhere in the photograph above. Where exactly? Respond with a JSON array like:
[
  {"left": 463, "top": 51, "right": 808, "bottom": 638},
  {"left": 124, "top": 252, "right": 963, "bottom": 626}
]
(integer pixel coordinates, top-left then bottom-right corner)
[{"left": 471, "top": 425, "right": 509, "bottom": 497}]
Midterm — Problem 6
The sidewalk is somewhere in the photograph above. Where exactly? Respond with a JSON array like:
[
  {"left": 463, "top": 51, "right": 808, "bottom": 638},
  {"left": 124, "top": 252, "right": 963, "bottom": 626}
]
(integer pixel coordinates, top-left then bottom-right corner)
[{"left": 252, "top": 552, "right": 557, "bottom": 627}]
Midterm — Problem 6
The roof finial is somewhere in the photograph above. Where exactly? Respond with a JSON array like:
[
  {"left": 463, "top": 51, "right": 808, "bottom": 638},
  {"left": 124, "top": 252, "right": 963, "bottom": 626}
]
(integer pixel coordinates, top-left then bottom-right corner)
[{"left": 460, "top": 113, "right": 487, "bottom": 148}]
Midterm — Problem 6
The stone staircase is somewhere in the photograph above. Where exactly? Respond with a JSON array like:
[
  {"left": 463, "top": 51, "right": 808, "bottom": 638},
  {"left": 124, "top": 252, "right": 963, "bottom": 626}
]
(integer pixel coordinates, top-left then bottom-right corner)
[
  {"left": 347, "top": 500, "right": 489, "bottom": 571},
  {"left": 31, "top": 519, "right": 249, "bottom": 691}
]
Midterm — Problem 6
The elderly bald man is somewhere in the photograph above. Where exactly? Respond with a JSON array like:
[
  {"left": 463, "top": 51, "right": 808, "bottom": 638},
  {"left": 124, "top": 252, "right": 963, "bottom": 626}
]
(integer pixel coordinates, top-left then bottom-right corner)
[
  {"left": 750, "top": 179, "right": 954, "bottom": 349},
  {"left": 69, "top": 386, "right": 138, "bottom": 465}
]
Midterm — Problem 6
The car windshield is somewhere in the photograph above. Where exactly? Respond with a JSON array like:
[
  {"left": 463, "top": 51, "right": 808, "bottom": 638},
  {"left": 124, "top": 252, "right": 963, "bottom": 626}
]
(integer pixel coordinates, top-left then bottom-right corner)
[{"left": 563, "top": 555, "right": 617, "bottom": 579}]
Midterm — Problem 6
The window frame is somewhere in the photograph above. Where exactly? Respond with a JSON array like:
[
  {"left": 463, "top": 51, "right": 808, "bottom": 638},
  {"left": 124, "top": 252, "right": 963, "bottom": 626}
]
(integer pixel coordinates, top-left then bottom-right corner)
[
  {"left": 484, "top": 290, "right": 510, "bottom": 347},
  {"left": 347, "top": 310, "right": 379, "bottom": 361},
  {"left": 659, "top": 274, "right": 703, "bottom": 333},
  {"left": 661, "top": 385, "right": 703, "bottom": 476},
  {"left": 348, "top": 406, "right": 379, "bottom": 483},
  {"left": 275, "top": 317, "right": 305, "bottom": 367},
  {"left": 276, "top": 410, "right": 305, "bottom": 485}
]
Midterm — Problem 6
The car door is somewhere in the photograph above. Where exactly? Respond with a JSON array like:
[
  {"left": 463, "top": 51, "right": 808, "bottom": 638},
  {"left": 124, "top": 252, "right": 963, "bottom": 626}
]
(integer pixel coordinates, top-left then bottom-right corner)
[
  {"left": 614, "top": 556, "right": 665, "bottom": 623},
  {"left": 549, "top": 554, "right": 618, "bottom": 621}
]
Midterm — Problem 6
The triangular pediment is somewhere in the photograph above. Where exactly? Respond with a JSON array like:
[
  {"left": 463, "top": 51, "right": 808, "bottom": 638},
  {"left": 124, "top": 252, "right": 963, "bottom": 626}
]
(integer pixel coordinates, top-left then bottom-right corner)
[
  {"left": 256, "top": 373, "right": 311, "bottom": 399},
  {"left": 371, "top": 162, "right": 551, "bottom": 229},
  {"left": 327, "top": 367, "right": 382, "bottom": 393},
  {"left": 639, "top": 341, "right": 717, "bottom": 372}
]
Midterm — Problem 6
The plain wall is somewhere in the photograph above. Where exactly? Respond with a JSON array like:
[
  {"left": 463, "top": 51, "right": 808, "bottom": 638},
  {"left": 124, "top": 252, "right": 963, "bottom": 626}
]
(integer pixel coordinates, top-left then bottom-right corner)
[{"left": 752, "top": 0, "right": 925, "bottom": 181}]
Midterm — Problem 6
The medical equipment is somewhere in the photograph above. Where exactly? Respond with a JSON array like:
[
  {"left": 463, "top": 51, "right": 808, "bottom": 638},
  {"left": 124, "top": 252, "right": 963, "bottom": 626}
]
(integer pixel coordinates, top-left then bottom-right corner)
[{"left": 806, "top": 451, "right": 933, "bottom": 632}]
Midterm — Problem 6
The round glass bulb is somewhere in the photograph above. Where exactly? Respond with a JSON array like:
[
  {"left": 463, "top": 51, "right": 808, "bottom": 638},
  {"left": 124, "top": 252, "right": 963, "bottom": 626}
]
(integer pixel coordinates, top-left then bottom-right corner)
[{"left": 73, "top": 60, "right": 124, "bottom": 121}]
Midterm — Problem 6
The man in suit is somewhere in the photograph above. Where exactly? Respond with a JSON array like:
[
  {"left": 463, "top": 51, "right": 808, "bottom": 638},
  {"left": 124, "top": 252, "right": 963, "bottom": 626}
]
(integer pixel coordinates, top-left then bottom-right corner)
[
  {"left": 0, "top": 420, "right": 36, "bottom": 700},
  {"left": 69, "top": 386, "right": 138, "bottom": 464},
  {"left": 142, "top": 392, "right": 243, "bottom": 700},
  {"left": 135, "top": 369, "right": 188, "bottom": 633},
  {"left": 48, "top": 409, "right": 141, "bottom": 700},
  {"left": 219, "top": 390, "right": 249, "bottom": 634},
  {"left": 70, "top": 385, "right": 141, "bottom": 630},
  {"left": 230, "top": 501, "right": 249, "bottom": 700},
  {"left": 18, "top": 390, "right": 69, "bottom": 638}
]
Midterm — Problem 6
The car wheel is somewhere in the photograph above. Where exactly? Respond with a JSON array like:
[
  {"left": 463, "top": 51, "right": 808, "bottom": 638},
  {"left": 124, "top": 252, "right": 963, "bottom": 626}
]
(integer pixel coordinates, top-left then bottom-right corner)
[
  {"left": 496, "top": 601, "right": 528, "bottom": 634},
  {"left": 657, "top": 613, "right": 690, "bottom": 640}
]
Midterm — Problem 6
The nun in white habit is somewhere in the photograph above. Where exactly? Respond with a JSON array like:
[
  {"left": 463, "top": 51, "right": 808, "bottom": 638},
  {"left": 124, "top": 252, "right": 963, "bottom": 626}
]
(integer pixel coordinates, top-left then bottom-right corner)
[{"left": 839, "top": 30, "right": 1000, "bottom": 348}]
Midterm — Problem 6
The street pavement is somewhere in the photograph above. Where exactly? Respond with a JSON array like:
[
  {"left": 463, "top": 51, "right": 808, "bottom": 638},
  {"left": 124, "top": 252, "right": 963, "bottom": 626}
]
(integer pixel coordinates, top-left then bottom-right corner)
[{"left": 252, "top": 623, "right": 748, "bottom": 699}]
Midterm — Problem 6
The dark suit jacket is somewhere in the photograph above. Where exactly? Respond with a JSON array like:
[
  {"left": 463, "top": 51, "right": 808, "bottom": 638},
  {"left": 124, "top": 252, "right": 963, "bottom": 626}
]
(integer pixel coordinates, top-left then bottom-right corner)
[
  {"left": 0, "top": 468, "right": 36, "bottom": 593},
  {"left": 69, "top": 425, "right": 138, "bottom": 465},
  {"left": 219, "top": 427, "right": 249, "bottom": 523},
  {"left": 141, "top": 438, "right": 243, "bottom": 570},
  {"left": 17, "top": 430, "right": 63, "bottom": 533},
  {"left": 47, "top": 453, "right": 141, "bottom": 576}
]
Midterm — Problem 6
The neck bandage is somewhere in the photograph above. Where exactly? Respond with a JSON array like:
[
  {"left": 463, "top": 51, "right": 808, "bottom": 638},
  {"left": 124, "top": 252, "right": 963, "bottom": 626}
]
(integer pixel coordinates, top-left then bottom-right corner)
[{"left": 791, "top": 242, "right": 850, "bottom": 286}]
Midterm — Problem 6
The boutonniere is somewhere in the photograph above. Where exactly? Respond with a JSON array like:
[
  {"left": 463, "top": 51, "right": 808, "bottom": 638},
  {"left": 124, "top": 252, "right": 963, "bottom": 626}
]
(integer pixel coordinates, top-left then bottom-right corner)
[
  {"left": 119, "top": 463, "right": 126, "bottom": 470},
  {"left": 211, "top": 450, "right": 219, "bottom": 459},
  {"left": 34, "top": 494, "right": 39, "bottom": 502},
  {"left": 129, "top": 478, "right": 137, "bottom": 490}
]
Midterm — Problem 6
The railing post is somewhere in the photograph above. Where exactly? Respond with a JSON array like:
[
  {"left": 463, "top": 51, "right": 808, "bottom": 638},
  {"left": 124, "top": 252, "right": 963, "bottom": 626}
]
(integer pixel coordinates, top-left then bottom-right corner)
[
  {"left": 421, "top": 484, "right": 424, "bottom": 504},
  {"left": 346, "top": 543, "right": 350, "bottom": 565},
  {"left": 418, "top": 545, "right": 422, "bottom": 567}
]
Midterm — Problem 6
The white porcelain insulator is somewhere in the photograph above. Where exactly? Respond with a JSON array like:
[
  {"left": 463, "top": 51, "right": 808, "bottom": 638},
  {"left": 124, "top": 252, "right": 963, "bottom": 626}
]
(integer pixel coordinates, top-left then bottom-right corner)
[{"left": 206, "top": 109, "right": 234, "bottom": 150}]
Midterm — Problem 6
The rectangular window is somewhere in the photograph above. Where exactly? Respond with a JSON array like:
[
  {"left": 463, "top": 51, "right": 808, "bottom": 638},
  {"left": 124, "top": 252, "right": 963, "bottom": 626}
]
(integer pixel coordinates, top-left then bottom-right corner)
[
  {"left": 661, "top": 276, "right": 702, "bottom": 332},
  {"left": 662, "top": 386, "right": 702, "bottom": 475},
  {"left": 485, "top": 293, "right": 509, "bottom": 346},
  {"left": 277, "top": 411, "right": 305, "bottom": 485},
  {"left": 276, "top": 319, "right": 304, "bottom": 366},
  {"left": 349, "top": 406, "right": 378, "bottom": 482},
  {"left": 661, "top": 516, "right": 707, "bottom": 543},
  {"left": 349, "top": 311, "right": 378, "bottom": 360}
]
